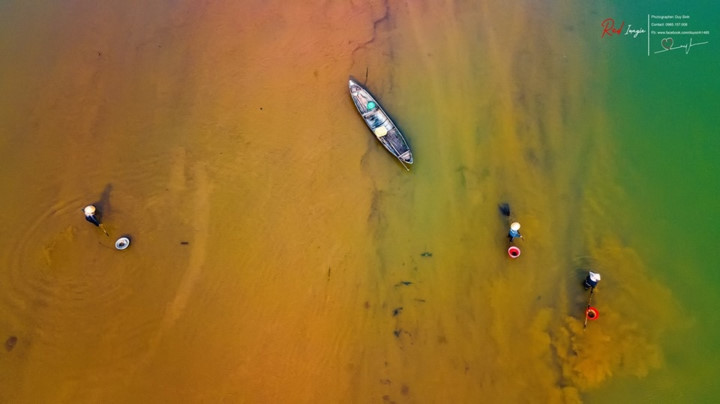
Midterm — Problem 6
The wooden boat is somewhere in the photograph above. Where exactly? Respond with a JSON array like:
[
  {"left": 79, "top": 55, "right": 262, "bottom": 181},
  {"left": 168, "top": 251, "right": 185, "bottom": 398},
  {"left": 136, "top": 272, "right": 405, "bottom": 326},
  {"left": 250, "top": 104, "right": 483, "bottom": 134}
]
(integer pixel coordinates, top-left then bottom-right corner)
[{"left": 348, "top": 78, "right": 413, "bottom": 168}]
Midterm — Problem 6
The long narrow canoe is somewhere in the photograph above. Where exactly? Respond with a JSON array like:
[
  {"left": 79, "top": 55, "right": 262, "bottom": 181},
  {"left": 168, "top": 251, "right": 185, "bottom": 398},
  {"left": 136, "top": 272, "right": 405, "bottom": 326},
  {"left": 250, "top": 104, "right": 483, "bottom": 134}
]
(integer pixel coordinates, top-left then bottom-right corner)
[{"left": 349, "top": 78, "right": 413, "bottom": 167}]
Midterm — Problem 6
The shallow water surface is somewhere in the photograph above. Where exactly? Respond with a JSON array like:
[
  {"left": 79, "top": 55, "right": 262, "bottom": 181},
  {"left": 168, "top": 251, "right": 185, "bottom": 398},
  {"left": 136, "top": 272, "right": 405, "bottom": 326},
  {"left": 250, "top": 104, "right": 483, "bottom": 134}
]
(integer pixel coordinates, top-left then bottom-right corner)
[{"left": 0, "top": 0, "right": 717, "bottom": 402}]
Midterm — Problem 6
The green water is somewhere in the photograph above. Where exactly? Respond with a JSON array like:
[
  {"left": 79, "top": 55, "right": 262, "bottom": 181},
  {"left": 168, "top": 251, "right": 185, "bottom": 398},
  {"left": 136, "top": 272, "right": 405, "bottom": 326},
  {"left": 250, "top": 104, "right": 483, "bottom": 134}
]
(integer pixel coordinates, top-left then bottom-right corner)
[{"left": 585, "top": 1, "right": 720, "bottom": 401}]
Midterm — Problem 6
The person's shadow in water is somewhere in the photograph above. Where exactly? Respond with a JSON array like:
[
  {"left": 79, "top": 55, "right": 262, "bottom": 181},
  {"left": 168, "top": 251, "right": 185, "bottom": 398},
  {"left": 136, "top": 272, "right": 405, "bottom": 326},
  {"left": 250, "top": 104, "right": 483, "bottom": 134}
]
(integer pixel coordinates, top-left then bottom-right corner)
[{"left": 90, "top": 183, "right": 113, "bottom": 222}]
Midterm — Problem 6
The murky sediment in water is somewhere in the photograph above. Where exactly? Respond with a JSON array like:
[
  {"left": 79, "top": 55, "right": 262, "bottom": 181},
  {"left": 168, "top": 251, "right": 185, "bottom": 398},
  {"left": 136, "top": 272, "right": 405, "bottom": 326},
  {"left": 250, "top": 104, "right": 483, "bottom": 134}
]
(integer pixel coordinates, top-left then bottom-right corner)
[{"left": 0, "top": 0, "right": 704, "bottom": 402}]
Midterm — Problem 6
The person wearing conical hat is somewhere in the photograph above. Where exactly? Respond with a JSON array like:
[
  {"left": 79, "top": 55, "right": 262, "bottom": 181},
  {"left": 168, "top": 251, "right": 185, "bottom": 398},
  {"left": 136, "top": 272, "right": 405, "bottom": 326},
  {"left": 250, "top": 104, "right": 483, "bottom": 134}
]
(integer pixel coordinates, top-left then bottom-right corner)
[
  {"left": 508, "top": 221, "right": 523, "bottom": 242},
  {"left": 583, "top": 271, "right": 601, "bottom": 290},
  {"left": 83, "top": 205, "right": 101, "bottom": 227}
]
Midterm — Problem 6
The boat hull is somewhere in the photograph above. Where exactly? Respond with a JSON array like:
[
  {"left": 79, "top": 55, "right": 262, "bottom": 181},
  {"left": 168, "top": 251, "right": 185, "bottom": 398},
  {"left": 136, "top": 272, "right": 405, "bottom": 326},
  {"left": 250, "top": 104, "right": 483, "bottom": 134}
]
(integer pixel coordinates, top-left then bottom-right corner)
[{"left": 348, "top": 78, "right": 413, "bottom": 165}]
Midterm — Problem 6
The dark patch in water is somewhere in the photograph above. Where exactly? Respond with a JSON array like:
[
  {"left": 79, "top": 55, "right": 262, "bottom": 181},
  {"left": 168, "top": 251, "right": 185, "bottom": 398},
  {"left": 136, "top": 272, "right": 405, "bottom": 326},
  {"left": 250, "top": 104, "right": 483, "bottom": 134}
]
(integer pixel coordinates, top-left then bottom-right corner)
[
  {"left": 420, "top": 251, "right": 432, "bottom": 257},
  {"left": 394, "top": 281, "right": 412, "bottom": 287},
  {"left": 367, "top": 188, "right": 385, "bottom": 226},
  {"left": 525, "top": 148, "right": 540, "bottom": 167},
  {"left": 498, "top": 203, "right": 511, "bottom": 217},
  {"left": 392, "top": 307, "right": 403, "bottom": 316},
  {"left": 401, "top": 384, "right": 409, "bottom": 395},
  {"left": 180, "top": 241, "right": 189, "bottom": 245},
  {"left": 5, "top": 336, "right": 18, "bottom": 352},
  {"left": 456, "top": 165, "right": 468, "bottom": 188}
]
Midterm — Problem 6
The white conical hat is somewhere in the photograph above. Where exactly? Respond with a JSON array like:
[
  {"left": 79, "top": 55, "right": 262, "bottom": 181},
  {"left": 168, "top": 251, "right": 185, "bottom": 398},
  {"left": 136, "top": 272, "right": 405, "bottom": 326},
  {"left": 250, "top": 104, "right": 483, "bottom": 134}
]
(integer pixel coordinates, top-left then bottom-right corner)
[
  {"left": 373, "top": 126, "right": 388, "bottom": 137},
  {"left": 84, "top": 205, "right": 96, "bottom": 215},
  {"left": 510, "top": 222, "right": 521, "bottom": 231}
]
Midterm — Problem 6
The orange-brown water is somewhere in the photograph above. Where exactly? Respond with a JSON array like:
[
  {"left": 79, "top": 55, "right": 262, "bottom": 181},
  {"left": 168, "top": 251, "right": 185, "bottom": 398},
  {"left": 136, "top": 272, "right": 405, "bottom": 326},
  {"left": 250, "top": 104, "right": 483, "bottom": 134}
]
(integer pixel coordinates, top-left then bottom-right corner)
[{"left": 0, "top": 1, "right": 684, "bottom": 402}]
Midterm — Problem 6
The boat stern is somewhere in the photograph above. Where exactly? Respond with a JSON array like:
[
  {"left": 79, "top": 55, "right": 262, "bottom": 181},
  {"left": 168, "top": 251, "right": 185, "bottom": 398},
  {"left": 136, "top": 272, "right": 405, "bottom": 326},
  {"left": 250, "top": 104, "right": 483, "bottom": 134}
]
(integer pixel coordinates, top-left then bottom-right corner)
[{"left": 399, "top": 150, "right": 413, "bottom": 164}]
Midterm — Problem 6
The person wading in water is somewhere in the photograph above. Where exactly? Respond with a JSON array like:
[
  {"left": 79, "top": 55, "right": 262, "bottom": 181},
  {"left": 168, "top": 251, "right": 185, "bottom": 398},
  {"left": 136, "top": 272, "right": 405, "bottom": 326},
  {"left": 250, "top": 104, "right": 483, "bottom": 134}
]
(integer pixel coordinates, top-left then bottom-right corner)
[{"left": 83, "top": 204, "right": 109, "bottom": 236}]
